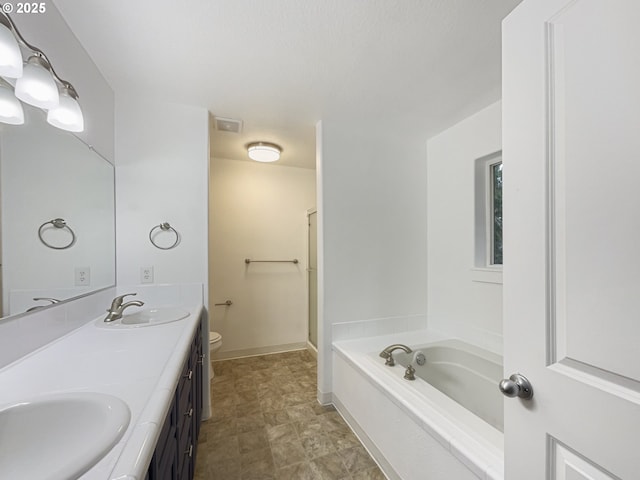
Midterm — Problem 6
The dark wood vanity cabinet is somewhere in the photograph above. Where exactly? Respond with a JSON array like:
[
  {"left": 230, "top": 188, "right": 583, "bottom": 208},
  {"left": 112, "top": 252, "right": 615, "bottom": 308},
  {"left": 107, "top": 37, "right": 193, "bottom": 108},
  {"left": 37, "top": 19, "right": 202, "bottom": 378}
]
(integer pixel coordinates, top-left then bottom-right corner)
[{"left": 147, "top": 322, "right": 203, "bottom": 480}]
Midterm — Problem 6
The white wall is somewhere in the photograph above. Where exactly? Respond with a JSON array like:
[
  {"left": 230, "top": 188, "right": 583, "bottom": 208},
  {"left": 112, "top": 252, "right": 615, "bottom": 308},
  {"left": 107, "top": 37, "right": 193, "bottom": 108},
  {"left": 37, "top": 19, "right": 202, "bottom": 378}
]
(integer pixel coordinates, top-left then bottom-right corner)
[
  {"left": 318, "top": 119, "right": 429, "bottom": 398},
  {"left": 426, "top": 101, "right": 503, "bottom": 350},
  {"left": 115, "top": 97, "right": 209, "bottom": 306},
  {"left": 209, "top": 157, "right": 316, "bottom": 357}
]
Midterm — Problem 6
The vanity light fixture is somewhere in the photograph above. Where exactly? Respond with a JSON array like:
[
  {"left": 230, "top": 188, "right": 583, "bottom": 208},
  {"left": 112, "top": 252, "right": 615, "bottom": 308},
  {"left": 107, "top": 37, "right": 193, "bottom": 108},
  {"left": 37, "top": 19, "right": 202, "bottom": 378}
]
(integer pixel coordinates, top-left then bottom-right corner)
[
  {"left": 47, "top": 84, "right": 84, "bottom": 132},
  {"left": 0, "top": 9, "right": 84, "bottom": 131},
  {"left": 0, "top": 22, "right": 22, "bottom": 78},
  {"left": 15, "top": 55, "right": 59, "bottom": 109},
  {"left": 0, "top": 79, "right": 24, "bottom": 124},
  {"left": 247, "top": 142, "right": 282, "bottom": 163}
]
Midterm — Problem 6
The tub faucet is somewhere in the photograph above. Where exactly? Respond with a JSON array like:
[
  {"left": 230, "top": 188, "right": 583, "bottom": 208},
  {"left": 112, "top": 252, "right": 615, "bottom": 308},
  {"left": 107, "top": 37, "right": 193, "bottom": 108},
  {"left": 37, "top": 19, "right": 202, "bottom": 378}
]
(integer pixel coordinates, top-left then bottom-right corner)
[
  {"left": 379, "top": 344, "right": 413, "bottom": 366},
  {"left": 404, "top": 364, "right": 416, "bottom": 381},
  {"left": 104, "top": 293, "right": 144, "bottom": 322}
]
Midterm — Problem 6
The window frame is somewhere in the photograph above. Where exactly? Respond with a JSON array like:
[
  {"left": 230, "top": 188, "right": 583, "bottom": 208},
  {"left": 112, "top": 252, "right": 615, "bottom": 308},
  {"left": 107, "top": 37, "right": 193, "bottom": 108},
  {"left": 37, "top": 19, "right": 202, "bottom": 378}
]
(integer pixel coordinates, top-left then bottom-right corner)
[{"left": 473, "top": 151, "right": 503, "bottom": 284}]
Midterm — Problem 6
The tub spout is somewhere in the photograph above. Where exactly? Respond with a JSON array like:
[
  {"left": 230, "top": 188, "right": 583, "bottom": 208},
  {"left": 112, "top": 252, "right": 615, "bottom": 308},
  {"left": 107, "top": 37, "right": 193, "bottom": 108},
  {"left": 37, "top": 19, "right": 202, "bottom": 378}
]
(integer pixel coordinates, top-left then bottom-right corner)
[{"left": 379, "top": 344, "right": 413, "bottom": 366}]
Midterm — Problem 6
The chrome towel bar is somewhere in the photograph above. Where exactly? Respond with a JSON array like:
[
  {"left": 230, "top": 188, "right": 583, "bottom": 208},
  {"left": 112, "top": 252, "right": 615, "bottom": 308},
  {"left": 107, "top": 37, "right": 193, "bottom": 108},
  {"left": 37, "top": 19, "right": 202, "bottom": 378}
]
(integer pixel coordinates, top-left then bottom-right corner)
[{"left": 244, "top": 258, "right": 298, "bottom": 264}]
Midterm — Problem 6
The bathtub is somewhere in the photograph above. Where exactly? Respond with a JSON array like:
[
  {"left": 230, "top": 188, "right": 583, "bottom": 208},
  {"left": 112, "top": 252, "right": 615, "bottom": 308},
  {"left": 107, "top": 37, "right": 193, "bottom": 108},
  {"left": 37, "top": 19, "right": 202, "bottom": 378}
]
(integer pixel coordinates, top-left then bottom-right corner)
[
  {"left": 332, "top": 331, "right": 504, "bottom": 480},
  {"left": 394, "top": 339, "right": 503, "bottom": 432}
]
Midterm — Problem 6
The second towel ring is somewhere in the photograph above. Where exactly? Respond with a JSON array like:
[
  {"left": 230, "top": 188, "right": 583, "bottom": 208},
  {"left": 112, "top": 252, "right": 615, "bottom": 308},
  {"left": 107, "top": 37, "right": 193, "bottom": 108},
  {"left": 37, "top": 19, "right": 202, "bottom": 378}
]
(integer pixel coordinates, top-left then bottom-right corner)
[
  {"left": 149, "top": 222, "right": 180, "bottom": 250},
  {"left": 38, "top": 218, "right": 76, "bottom": 250}
]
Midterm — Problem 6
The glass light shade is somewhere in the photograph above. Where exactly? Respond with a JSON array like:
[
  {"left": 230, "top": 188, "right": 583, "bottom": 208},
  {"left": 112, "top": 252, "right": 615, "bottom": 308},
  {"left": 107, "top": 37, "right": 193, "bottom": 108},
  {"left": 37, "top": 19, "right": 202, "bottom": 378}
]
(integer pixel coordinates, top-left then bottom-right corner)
[
  {"left": 15, "top": 56, "right": 59, "bottom": 109},
  {"left": 247, "top": 142, "right": 281, "bottom": 162},
  {"left": 0, "top": 23, "right": 23, "bottom": 78},
  {"left": 0, "top": 82, "right": 23, "bottom": 124},
  {"left": 47, "top": 88, "right": 84, "bottom": 132}
]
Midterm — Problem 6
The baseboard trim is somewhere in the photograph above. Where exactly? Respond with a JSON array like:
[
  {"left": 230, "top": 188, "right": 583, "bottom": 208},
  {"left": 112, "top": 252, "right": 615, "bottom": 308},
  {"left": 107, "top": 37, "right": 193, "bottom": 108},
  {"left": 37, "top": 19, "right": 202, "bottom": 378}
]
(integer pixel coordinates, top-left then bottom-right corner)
[
  {"left": 333, "top": 394, "right": 400, "bottom": 480},
  {"left": 317, "top": 389, "right": 333, "bottom": 406},
  {"left": 212, "top": 342, "right": 307, "bottom": 361},
  {"left": 306, "top": 341, "right": 317, "bottom": 359}
]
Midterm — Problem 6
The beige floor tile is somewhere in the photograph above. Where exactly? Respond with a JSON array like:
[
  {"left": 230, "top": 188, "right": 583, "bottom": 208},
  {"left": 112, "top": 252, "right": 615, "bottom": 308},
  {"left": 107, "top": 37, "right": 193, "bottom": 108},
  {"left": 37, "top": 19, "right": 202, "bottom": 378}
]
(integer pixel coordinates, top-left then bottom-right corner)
[
  {"left": 271, "top": 440, "right": 307, "bottom": 468},
  {"left": 267, "top": 423, "right": 299, "bottom": 444},
  {"left": 276, "top": 462, "right": 319, "bottom": 480},
  {"left": 287, "top": 404, "right": 318, "bottom": 422},
  {"left": 309, "top": 452, "right": 351, "bottom": 479},
  {"left": 207, "top": 457, "right": 242, "bottom": 480},
  {"left": 352, "top": 466, "right": 387, "bottom": 479},
  {"left": 301, "top": 433, "right": 336, "bottom": 459},
  {"left": 326, "top": 428, "right": 361, "bottom": 451},
  {"left": 240, "top": 446, "right": 273, "bottom": 468},
  {"left": 237, "top": 412, "right": 266, "bottom": 433},
  {"left": 238, "top": 428, "right": 270, "bottom": 454},
  {"left": 339, "top": 445, "right": 377, "bottom": 474},
  {"left": 294, "top": 418, "right": 325, "bottom": 439},
  {"left": 204, "top": 350, "right": 383, "bottom": 480},
  {"left": 263, "top": 409, "right": 291, "bottom": 427}
]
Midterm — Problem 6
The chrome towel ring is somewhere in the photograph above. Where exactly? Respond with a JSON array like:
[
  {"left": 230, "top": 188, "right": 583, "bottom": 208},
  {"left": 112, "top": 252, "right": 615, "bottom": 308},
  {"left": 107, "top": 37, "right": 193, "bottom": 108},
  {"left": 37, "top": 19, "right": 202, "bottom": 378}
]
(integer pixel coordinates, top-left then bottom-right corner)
[
  {"left": 149, "top": 222, "right": 180, "bottom": 250},
  {"left": 38, "top": 218, "right": 76, "bottom": 250}
]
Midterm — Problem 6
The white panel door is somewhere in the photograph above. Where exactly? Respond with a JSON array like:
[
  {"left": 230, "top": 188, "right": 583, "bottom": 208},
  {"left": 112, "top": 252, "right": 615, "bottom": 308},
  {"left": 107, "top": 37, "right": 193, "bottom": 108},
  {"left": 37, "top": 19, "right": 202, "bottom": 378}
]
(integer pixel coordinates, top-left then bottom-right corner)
[{"left": 503, "top": 1, "right": 640, "bottom": 478}]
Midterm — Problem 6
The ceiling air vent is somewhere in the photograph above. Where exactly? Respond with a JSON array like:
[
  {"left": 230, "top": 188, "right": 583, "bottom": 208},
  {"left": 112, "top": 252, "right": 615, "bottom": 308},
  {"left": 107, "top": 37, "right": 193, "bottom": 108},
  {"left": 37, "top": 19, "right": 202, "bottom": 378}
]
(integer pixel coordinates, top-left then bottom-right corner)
[{"left": 215, "top": 117, "right": 243, "bottom": 134}]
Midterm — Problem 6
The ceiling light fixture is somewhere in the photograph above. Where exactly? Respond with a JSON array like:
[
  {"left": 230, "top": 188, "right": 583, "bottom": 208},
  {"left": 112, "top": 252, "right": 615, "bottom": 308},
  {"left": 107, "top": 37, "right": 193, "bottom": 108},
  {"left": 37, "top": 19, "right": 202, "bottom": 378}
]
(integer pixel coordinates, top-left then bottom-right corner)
[
  {"left": 247, "top": 142, "right": 282, "bottom": 163},
  {"left": 0, "top": 10, "right": 84, "bottom": 131}
]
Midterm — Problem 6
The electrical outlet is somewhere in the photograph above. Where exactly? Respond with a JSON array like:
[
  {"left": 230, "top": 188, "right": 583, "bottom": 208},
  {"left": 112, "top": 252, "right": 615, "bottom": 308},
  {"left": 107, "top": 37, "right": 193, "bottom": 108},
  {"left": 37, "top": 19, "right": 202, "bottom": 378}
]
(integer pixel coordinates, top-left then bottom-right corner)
[
  {"left": 75, "top": 267, "right": 90, "bottom": 286},
  {"left": 141, "top": 266, "right": 154, "bottom": 284}
]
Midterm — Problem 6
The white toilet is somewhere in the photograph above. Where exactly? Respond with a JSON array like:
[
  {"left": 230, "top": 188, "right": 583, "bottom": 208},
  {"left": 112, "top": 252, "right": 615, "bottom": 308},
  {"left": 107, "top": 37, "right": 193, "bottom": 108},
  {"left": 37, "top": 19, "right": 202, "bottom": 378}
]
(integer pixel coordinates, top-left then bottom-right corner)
[{"left": 209, "top": 331, "right": 222, "bottom": 379}]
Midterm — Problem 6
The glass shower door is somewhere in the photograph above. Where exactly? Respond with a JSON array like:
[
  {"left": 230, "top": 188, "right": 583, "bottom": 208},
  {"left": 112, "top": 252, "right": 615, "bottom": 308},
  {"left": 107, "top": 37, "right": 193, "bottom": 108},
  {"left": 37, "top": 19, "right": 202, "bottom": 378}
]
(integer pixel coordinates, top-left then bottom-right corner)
[{"left": 308, "top": 210, "right": 317, "bottom": 348}]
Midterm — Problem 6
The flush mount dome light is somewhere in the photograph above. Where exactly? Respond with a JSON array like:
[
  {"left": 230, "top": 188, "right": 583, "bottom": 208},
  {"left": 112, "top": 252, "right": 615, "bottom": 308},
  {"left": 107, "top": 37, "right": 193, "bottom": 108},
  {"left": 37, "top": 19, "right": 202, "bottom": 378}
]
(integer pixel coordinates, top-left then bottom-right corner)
[{"left": 247, "top": 142, "right": 282, "bottom": 162}]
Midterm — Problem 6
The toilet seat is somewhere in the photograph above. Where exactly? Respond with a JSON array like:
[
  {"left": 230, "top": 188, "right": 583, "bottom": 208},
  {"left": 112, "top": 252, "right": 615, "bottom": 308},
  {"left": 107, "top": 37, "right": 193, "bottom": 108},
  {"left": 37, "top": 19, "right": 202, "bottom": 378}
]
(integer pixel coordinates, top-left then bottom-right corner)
[{"left": 209, "top": 331, "right": 221, "bottom": 344}]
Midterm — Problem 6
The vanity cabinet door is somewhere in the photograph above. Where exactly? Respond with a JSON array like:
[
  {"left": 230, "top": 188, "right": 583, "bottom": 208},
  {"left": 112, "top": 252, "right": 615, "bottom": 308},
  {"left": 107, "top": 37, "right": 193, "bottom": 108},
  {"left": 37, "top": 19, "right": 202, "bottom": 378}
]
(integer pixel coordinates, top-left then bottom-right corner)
[
  {"left": 147, "top": 322, "right": 203, "bottom": 480},
  {"left": 148, "top": 397, "right": 177, "bottom": 480},
  {"left": 194, "top": 322, "right": 203, "bottom": 443}
]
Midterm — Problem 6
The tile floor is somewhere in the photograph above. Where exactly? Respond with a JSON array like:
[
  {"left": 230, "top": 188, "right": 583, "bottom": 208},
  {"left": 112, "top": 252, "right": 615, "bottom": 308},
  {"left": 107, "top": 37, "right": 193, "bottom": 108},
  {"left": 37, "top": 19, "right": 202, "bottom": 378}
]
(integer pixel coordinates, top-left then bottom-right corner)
[{"left": 194, "top": 349, "right": 386, "bottom": 480}]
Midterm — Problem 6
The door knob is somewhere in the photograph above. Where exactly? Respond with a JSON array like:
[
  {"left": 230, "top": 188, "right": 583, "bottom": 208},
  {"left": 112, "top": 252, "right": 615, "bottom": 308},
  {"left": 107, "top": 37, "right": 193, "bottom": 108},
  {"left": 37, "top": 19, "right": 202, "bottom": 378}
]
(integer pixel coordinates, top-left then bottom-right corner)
[{"left": 499, "top": 373, "right": 533, "bottom": 400}]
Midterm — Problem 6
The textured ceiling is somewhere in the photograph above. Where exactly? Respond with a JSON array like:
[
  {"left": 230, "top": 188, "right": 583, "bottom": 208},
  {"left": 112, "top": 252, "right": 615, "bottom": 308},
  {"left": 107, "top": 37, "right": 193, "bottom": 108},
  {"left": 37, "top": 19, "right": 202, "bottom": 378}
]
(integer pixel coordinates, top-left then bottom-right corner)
[{"left": 53, "top": 0, "right": 522, "bottom": 169}]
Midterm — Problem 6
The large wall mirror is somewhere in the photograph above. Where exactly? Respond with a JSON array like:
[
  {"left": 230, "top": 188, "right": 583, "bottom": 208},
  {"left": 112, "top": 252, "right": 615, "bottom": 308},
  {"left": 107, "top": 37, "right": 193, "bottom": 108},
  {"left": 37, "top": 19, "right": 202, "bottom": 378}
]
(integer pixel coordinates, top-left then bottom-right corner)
[{"left": 0, "top": 105, "right": 115, "bottom": 318}]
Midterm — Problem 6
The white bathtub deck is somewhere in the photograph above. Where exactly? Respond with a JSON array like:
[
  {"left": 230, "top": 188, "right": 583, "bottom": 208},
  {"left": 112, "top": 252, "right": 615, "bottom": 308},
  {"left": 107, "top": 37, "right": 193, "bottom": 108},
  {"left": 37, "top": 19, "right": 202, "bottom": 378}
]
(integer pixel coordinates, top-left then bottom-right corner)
[{"left": 333, "top": 330, "right": 504, "bottom": 480}]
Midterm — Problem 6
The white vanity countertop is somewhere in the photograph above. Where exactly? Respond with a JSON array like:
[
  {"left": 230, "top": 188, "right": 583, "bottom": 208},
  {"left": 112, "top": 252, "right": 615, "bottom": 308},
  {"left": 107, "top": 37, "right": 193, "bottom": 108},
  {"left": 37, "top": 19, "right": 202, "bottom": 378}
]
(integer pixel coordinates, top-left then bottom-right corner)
[{"left": 0, "top": 304, "right": 204, "bottom": 480}]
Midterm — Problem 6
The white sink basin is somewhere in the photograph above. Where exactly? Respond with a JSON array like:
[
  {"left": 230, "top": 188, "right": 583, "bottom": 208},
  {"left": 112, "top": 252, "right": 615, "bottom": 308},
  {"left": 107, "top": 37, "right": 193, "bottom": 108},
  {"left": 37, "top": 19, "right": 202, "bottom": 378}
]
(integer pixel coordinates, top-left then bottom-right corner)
[
  {"left": 122, "top": 306, "right": 190, "bottom": 325},
  {"left": 0, "top": 392, "right": 130, "bottom": 480},
  {"left": 95, "top": 306, "right": 190, "bottom": 329}
]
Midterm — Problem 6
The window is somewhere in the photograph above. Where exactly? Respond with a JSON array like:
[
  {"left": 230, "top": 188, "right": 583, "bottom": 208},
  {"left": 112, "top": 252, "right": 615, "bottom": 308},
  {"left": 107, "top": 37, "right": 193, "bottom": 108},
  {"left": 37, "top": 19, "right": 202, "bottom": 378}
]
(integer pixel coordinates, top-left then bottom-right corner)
[
  {"left": 490, "top": 161, "right": 503, "bottom": 265},
  {"left": 473, "top": 151, "right": 503, "bottom": 283}
]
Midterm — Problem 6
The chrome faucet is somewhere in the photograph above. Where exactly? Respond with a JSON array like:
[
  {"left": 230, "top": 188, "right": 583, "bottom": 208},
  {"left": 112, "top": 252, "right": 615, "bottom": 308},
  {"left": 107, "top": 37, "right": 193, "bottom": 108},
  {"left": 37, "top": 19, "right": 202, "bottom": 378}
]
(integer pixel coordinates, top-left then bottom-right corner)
[
  {"left": 26, "top": 297, "right": 61, "bottom": 312},
  {"left": 379, "top": 344, "right": 413, "bottom": 366},
  {"left": 104, "top": 293, "right": 144, "bottom": 322}
]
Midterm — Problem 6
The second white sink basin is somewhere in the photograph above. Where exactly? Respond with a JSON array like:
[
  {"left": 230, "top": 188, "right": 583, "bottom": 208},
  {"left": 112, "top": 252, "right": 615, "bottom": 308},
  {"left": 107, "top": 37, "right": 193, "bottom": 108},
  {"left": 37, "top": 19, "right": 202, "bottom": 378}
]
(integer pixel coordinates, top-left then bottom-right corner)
[
  {"left": 122, "top": 306, "right": 190, "bottom": 325},
  {"left": 0, "top": 392, "right": 130, "bottom": 480}
]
